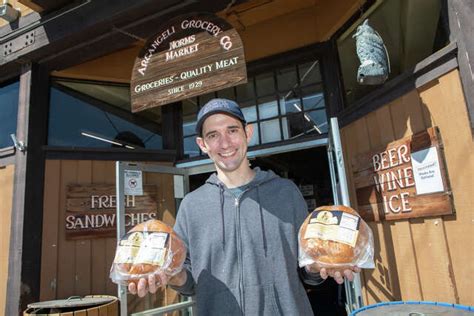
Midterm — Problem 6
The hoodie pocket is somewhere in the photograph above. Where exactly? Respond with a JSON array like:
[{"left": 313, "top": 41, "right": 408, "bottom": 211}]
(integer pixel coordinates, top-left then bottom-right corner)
[{"left": 244, "top": 283, "right": 282, "bottom": 316}]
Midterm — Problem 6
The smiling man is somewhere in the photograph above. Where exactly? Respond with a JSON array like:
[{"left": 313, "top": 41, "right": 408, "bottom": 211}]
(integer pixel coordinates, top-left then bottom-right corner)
[
  {"left": 195, "top": 98, "right": 255, "bottom": 186},
  {"left": 129, "top": 98, "right": 359, "bottom": 315}
]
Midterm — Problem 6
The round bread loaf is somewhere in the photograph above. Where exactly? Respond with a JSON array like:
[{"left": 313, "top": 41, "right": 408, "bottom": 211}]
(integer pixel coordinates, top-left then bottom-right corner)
[
  {"left": 299, "top": 205, "right": 370, "bottom": 267},
  {"left": 112, "top": 219, "right": 186, "bottom": 284}
]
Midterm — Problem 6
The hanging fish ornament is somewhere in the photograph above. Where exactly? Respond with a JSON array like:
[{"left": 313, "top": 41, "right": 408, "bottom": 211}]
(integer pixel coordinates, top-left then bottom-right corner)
[{"left": 353, "top": 19, "right": 390, "bottom": 85}]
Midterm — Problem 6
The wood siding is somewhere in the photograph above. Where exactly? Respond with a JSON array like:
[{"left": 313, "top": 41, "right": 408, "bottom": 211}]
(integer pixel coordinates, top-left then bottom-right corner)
[
  {"left": 341, "top": 69, "right": 474, "bottom": 305},
  {"left": 0, "top": 165, "right": 14, "bottom": 314},
  {"left": 40, "top": 160, "right": 180, "bottom": 314}
]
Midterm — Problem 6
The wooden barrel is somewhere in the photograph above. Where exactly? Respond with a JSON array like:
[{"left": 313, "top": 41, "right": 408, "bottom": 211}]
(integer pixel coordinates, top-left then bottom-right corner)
[
  {"left": 351, "top": 301, "right": 473, "bottom": 316},
  {"left": 24, "top": 295, "right": 118, "bottom": 316}
]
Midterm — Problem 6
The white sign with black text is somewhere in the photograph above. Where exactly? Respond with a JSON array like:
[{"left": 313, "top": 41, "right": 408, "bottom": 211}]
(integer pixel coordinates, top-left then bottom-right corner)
[
  {"left": 124, "top": 170, "right": 144, "bottom": 196},
  {"left": 411, "top": 146, "right": 444, "bottom": 195}
]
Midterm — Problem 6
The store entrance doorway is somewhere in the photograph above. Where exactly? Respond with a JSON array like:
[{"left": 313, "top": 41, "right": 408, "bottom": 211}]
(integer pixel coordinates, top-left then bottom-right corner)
[
  {"left": 188, "top": 146, "right": 347, "bottom": 316},
  {"left": 190, "top": 146, "right": 332, "bottom": 204}
]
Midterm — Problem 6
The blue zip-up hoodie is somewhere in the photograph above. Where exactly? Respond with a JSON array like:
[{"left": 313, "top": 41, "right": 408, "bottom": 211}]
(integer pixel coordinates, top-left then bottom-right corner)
[{"left": 171, "top": 168, "right": 316, "bottom": 315}]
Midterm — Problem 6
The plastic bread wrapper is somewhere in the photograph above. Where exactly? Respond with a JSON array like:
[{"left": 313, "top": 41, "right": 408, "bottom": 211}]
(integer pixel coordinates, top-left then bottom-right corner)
[
  {"left": 109, "top": 219, "right": 187, "bottom": 286},
  {"left": 298, "top": 209, "right": 375, "bottom": 270}
]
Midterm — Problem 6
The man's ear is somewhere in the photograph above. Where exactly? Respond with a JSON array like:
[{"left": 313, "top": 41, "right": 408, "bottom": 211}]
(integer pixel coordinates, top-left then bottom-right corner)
[
  {"left": 245, "top": 124, "right": 254, "bottom": 144},
  {"left": 196, "top": 137, "right": 208, "bottom": 153}
]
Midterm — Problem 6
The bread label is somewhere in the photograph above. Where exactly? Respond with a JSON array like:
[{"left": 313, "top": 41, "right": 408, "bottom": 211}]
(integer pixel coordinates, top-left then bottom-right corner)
[
  {"left": 113, "top": 231, "right": 169, "bottom": 265},
  {"left": 304, "top": 211, "right": 360, "bottom": 247},
  {"left": 113, "top": 232, "right": 143, "bottom": 264},
  {"left": 134, "top": 232, "right": 169, "bottom": 266}
]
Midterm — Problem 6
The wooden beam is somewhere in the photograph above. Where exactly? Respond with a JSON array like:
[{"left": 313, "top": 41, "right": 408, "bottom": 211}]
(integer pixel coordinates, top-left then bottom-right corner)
[
  {"left": 5, "top": 62, "right": 50, "bottom": 315},
  {"left": 6, "top": 63, "right": 31, "bottom": 316},
  {"left": 1, "top": 0, "right": 238, "bottom": 71},
  {"left": 447, "top": 0, "right": 474, "bottom": 129},
  {"left": 19, "top": 63, "right": 50, "bottom": 312},
  {"left": 1, "top": 0, "right": 188, "bottom": 66},
  {"left": 40, "top": 0, "right": 233, "bottom": 71}
]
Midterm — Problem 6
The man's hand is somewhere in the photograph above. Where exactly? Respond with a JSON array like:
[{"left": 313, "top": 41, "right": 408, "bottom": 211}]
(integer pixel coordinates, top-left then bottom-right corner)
[
  {"left": 305, "top": 263, "right": 361, "bottom": 284},
  {"left": 128, "top": 269, "right": 187, "bottom": 297}
]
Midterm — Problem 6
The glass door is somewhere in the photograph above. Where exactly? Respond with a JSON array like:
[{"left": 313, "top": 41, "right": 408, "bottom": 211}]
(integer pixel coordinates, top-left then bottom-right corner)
[{"left": 115, "top": 161, "right": 191, "bottom": 316}]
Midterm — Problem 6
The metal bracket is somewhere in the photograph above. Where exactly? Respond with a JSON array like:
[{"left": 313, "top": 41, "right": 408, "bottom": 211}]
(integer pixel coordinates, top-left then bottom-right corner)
[
  {"left": 10, "top": 134, "right": 26, "bottom": 152},
  {"left": 0, "top": 3, "right": 20, "bottom": 23},
  {"left": 2, "top": 30, "right": 35, "bottom": 57}
]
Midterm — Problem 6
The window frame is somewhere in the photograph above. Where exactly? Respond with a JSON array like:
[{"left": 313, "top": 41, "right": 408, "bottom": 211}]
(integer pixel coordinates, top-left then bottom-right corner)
[
  {"left": 47, "top": 79, "right": 165, "bottom": 152},
  {"left": 179, "top": 41, "right": 340, "bottom": 163}
]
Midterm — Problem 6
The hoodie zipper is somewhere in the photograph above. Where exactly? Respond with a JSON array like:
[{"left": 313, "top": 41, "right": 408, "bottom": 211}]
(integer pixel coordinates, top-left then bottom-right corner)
[
  {"left": 234, "top": 196, "right": 245, "bottom": 315},
  {"left": 210, "top": 175, "right": 274, "bottom": 314},
  {"left": 233, "top": 184, "right": 269, "bottom": 315}
]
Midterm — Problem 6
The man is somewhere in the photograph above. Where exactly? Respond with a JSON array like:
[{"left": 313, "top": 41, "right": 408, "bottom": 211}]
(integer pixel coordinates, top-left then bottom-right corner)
[{"left": 129, "top": 98, "right": 359, "bottom": 315}]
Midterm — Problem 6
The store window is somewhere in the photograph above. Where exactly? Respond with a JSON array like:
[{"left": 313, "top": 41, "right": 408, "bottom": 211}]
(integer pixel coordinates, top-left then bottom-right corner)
[
  {"left": 48, "top": 80, "right": 162, "bottom": 149},
  {"left": 182, "top": 60, "right": 327, "bottom": 158},
  {"left": 0, "top": 81, "right": 19, "bottom": 149},
  {"left": 337, "top": 0, "right": 449, "bottom": 106}
]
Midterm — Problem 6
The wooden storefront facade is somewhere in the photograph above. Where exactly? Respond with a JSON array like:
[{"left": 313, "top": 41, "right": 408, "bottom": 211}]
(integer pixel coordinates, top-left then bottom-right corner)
[
  {"left": 342, "top": 69, "right": 473, "bottom": 305},
  {"left": 40, "top": 160, "right": 180, "bottom": 312},
  {"left": 0, "top": 0, "right": 473, "bottom": 315}
]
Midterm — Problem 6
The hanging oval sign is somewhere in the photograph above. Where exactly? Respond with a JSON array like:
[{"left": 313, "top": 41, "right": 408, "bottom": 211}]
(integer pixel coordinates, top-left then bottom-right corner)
[{"left": 131, "top": 13, "right": 247, "bottom": 112}]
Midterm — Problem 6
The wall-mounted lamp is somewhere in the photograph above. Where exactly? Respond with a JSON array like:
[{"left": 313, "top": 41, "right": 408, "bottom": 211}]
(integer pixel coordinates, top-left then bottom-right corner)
[
  {"left": 353, "top": 19, "right": 390, "bottom": 85},
  {"left": 0, "top": 1, "right": 20, "bottom": 23}
]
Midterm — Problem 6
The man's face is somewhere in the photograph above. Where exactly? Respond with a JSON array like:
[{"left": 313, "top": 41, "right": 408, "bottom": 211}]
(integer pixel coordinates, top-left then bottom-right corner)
[{"left": 196, "top": 113, "right": 253, "bottom": 174}]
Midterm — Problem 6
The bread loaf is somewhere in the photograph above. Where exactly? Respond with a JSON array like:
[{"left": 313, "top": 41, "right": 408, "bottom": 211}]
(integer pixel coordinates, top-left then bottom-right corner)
[
  {"left": 299, "top": 205, "right": 371, "bottom": 267},
  {"left": 110, "top": 219, "right": 186, "bottom": 285}
]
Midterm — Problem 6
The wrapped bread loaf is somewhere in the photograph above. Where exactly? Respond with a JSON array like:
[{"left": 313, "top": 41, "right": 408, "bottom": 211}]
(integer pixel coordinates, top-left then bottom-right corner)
[
  {"left": 110, "top": 219, "right": 186, "bottom": 286},
  {"left": 298, "top": 205, "right": 374, "bottom": 269}
]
